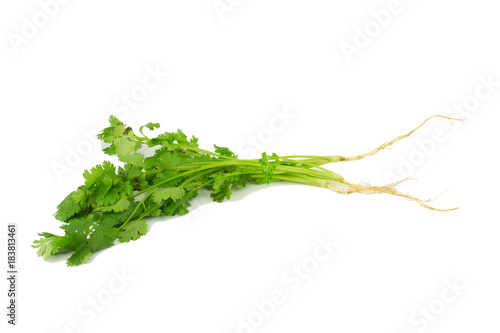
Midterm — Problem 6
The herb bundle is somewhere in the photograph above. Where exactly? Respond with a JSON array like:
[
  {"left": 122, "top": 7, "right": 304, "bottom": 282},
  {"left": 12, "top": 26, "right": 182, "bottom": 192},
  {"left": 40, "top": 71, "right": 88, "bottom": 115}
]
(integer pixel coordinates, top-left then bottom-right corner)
[{"left": 34, "top": 115, "right": 458, "bottom": 266}]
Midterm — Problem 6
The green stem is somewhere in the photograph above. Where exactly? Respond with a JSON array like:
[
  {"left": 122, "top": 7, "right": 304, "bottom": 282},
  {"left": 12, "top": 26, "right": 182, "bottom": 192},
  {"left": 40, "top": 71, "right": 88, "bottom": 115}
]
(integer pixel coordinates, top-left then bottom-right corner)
[
  {"left": 252, "top": 173, "right": 326, "bottom": 187},
  {"left": 179, "top": 169, "right": 218, "bottom": 186},
  {"left": 119, "top": 188, "right": 158, "bottom": 230},
  {"left": 133, "top": 160, "right": 265, "bottom": 198},
  {"left": 275, "top": 164, "right": 342, "bottom": 181},
  {"left": 138, "top": 126, "right": 151, "bottom": 140},
  {"left": 279, "top": 155, "right": 341, "bottom": 164}
]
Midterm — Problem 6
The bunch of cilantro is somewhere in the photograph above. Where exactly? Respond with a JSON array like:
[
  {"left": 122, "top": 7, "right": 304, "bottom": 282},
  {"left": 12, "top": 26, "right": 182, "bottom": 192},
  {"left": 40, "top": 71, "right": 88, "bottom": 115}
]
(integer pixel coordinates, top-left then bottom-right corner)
[
  {"left": 34, "top": 115, "right": 457, "bottom": 266},
  {"left": 34, "top": 116, "right": 344, "bottom": 266}
]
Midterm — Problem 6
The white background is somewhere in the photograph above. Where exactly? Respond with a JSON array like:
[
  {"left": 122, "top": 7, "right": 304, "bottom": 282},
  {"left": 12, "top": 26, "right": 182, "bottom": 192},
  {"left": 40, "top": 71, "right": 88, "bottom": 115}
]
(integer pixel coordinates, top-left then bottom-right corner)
[{"left": 1, "top": 1, "right": 499, "bottom": 332}]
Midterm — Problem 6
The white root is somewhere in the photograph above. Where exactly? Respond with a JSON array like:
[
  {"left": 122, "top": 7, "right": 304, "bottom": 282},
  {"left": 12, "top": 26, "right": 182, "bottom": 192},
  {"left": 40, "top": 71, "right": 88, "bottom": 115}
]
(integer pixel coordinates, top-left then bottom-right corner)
[
  {"left": 336, "top": 115, "right": 462, "bottom": 162},
  {"left": 325, "top": 115, "right": 461, "bottom": 211}
]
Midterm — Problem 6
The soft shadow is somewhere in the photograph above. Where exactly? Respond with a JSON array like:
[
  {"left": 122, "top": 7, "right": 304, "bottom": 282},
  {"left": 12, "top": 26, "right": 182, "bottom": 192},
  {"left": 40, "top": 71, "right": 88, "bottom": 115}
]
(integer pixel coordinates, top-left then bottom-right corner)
[{"left": 47, "top": 252, "right": 71, "bottom": 263}]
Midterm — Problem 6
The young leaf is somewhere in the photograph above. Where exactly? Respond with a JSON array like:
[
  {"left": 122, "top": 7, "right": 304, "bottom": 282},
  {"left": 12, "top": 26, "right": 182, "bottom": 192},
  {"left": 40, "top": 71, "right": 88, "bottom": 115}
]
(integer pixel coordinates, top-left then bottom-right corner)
[
  {"left": 88, "top": 218, "right": 119, "bottom": 251},
  {"left": 118, "top": 153, "right": 146, "bottom": 169},
  {"left": 142, "top": 122, "right": 160, "bottom": 131},
  {"left": 96, "top": 196, "right": 131, "bottom": 213},
  {"left": 114, "top": 137, "right": 141, "bottom": 155},
  {"left": 118, "top": 219, "right": 148, "bottom": 243},
  {"left": 54, "top": 192, "right": 83, "bottom": 222},
  {"left": 32, "top": 233, "right": 64, "bottom": 261},
  {"left": 83, "top": 165, "right": 105, "bottom": 187},
  {"left": 152, "top": 187, "right": 186, "bottom": 203},
  {"left": 67, "top": 246, "right": 92, "bottom": 267},
  {"left": 214, "top": 144, "right": 237, "bottom": 158},
  {"left": 61, "top": 216, "right": 94, "bottom": 237},
  {"left": 259, "top": 152, "right": 276, "bottom": 184}
]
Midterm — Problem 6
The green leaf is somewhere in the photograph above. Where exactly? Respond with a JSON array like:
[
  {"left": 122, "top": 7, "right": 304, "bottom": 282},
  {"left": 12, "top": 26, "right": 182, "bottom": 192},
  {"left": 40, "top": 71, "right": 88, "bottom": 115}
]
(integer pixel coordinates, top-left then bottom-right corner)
[
  {"left": 162, "top": 187, "right": 198, "bottom": 216},
  {"left": 102, "top": 145, "right": 116, "bottom": 155},
  {"left": 118, "top": 219, "right": 148, "bottom": 243},
  {"left": 96, "top": 196, "right": 131, "bottom": 213},
  {"left": 54, "top": 192, "right": 83, "bottom": 222},
  {"left": 184, "top": 182, "right": 197, "bottom": 192},
  {"left": 118, "top": 153, "right": 146, "bottom": 169},
  {"left": 152, "top": 187, "right": 186, "bottom": 203},
  {"left": 123, "top": 181, "right": 134, "bottom": 196},
  {"left": 143, "top": 122, "right": 160, "bottom": 131},
  {"left": 88, "top": 218, "right": 119, "bottom": 251},
  {"left": 135, "top": 173, "right": 149, "bottom": 191},
  {"left": 259, "top": 152, "right": 276, "bottom": 184},
  {"left": 153, "top": 171, "right": 181, "bottom": 187},
  {"left": 83, "top": 165, "right": 105, "bottom": 187},
  {"left": 97, "top": 127, "right": 114, "bottom": 143},
  {"left": 156, "top": 132, "right": 174, "bottom": 143},
  {"left": 189, "top": 135, "right": 199, "bottom": 147},
  {"left": 155, "top": 151, "right": 188, "bottom": 170},
  {"left": 96, "top": 187, "right": 120, "bottom": 206},
  {"left": 72, "top": 187, "right": 87, "bottom": 205},
  {"left": 174, "top": 129, "right": 187, "bottom": 142},
  {"left": 143, "top": 156, "right": 156, "bottom": 170},
  {"left": 153, "top": 130, "right": 195, "bottom": 150},
  {"left": 95, "top": 175, "right": 113, "bottom": 202},
  {"left": 97, "top": 116, "right": 123, "bottom": 142},
  {"left": 67, "top": 246, "right": 92, "bottom": 267},
  {"left": 214, "top": 144, "right": 237, "bottom": 158},
  {"left": 118, "top": 164, "right": 142, "bottom": 181},
  {"left": 102, "top": 160, "right": 116, "bottom": 174},
  {"left": 212, "top": 174, "right": 225, "bottom": 191},
  {"left": 32, "top": 234, "right": 65, "bottom": 261},
  {"left": 61, "top": 216, "right": 94, "bottom": 237},
  {"left": 114, "top": 137, "right": 141, "bottom": 155},
  {"left": 146, "top": 123, "right": 160, "bottom": 130},
  {"left": 108, "top": 115, "right": 122, "bottom": 127},
  {"left": 112, "top": 124, "right": 126, "bottom": 138}
]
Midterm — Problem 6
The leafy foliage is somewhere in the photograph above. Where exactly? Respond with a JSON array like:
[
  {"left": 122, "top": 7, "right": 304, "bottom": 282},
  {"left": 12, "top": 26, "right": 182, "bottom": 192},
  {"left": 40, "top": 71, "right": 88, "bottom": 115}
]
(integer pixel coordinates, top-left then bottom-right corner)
[
  {"left": 35, "top": 115, "right": 337, "bottom": 266},
  {"left": 118, "top": 219, "right": 148, "bottom": 243}
]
